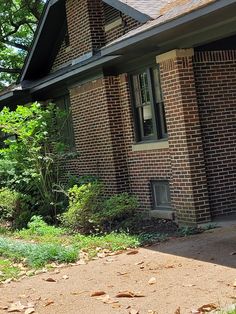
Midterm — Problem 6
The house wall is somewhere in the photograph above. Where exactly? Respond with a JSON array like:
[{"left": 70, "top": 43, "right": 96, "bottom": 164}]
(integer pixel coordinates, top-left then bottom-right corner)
[
  {"left": 193, "top": 50, "right": 236, "bottom": 217},
  {"left": 105, "top": 14, "right": 141, "bottom": 44},
  {"left": 51, "top": 2, "right": 141, "bottom": 71}
]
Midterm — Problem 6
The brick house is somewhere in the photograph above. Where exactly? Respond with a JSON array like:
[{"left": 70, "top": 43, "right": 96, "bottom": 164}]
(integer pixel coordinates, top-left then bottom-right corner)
[{"left": 0, "top": 0, "right": 235, "bottom": 225}]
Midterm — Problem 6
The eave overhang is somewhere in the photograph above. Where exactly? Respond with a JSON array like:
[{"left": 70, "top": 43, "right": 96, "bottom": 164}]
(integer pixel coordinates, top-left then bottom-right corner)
[{"left": 2, "top": 0, "right": 236, "bottom": 106}]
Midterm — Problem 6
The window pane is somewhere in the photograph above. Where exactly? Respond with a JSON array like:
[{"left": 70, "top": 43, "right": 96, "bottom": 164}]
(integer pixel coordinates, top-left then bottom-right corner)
[
  {"left": 152, "top": 67, "right": 163, "bottom": 103},
  {"left": 139, "top": 72, "right": 150, "bottom": 105},
  {"left": 152, "top": 180, "right": 171, "bottom": 210},
  {"left": 141, "top": 105, "right": 153, "bottom": 137}
]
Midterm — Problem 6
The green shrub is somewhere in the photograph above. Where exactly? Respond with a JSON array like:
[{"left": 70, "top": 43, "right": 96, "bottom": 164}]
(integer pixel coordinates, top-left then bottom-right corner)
[
  {"left": 0, "top": 188, "right": 22, "bottom": 221},
  {"left": 18, "top": 215, "right": 65, "bottom": 237},
  {"left": 61, "top": 181, "right": 103, "bottom": 233},
  {"left": 61, "top": 182, "right": 139, "bottom": 234},
  {"left": 94, "top": 193, "right": 139, "bottom": 231}
]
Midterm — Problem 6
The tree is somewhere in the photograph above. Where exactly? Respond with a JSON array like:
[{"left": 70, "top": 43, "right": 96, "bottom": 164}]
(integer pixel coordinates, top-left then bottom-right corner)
[{"left": 0, "top": 0, "right": 45, "bottom": 89}]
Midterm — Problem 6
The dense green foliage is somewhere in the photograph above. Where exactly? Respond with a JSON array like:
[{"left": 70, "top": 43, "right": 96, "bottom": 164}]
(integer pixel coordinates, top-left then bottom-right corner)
[
  {"left": 0, "top": 188, "right": 23, "bottom": 221},
  {"left": 61, "top": 181, "right": 139, "bottom": 233},
  {"left": 0, "top": 0, "right": 44, "bottom": 88},
  {"left": 0, "top": 102, "right": 75, "bottom": 225}
]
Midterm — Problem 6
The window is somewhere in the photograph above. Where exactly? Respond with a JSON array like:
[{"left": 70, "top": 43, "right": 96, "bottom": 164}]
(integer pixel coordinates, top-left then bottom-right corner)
[
  {"left": 103, "top": 3, "right": 121, "bottom": 25},
  {"left": 54, "top": 95, "right": 75, "bottom": 150},
  {"left": 131, "top": 67, "right": 167, "bottom": 142},
  {"left": 151, "top": 180, "right": 172, "bottom": 211}
]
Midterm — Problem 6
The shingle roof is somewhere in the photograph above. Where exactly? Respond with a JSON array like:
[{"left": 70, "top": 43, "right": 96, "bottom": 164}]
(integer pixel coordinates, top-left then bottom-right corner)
[
  {"left": 117, "top": 0, "right": 166, "bottom": 19},
  {"left": 118, "top": 0, "right": 216, "bottom": 19},
  {"left": 106, "top": 0, "right": 217, "bottom": 46}
]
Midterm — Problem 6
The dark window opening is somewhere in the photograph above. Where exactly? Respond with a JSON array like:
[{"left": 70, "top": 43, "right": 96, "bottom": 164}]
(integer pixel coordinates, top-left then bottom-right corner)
[
  {"left": 54, "top": 95, "right": 75, "bottom": 151},
  {"left": 131, "top": 67, "right": 167, "bottom": 142},
  {"left": 151, "top": 180, "right": 172, "bottom": 211}
]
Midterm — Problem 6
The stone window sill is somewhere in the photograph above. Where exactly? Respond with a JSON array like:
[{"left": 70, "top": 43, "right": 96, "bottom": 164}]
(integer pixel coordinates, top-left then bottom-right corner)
[{"left": 132, "top": 140, "right": 169, "bottom": 152}]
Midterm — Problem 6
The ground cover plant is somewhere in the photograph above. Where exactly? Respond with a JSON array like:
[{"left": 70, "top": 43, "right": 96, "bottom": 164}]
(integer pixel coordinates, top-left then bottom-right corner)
[{"left": 0, "top": 216, "right": 141, "bottom": 282}]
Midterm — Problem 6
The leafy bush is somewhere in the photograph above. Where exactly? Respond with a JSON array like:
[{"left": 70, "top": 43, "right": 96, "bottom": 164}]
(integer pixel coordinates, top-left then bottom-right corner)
[
  {"left": 61, "top": 182, "right": 139, "bottom": 234},
  {"left": 0, "top": 188, "right": 20, "bottom": 220},
  {"left": 0, "top": 103, "right": 78, "bottom": 221},
  {"left": 61, "top": 181, "right": 103, "bottom": 233},
  {"left": 94, "top": 193, "right": 138, "bottom": 231}
]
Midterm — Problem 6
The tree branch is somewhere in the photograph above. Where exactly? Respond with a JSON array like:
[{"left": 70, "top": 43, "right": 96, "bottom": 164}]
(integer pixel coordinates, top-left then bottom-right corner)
[{"left": 1, "top": 39, "right": 29, "bottom": 51}]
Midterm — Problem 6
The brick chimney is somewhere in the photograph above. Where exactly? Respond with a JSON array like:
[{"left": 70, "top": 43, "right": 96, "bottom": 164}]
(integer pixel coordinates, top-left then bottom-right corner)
[{"left": 65, "top": 0, "right": 105, "bottom": 61}]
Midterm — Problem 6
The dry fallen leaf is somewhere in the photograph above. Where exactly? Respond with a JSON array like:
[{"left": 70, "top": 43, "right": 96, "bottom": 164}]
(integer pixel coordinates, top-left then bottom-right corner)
[
  {"left": 90, "top": 291, "right": 106, "bottom": 297},
  {"left": 148, "top": 277, "right": 157, "bottom": 285},
  {"left": 129, "top": 309, "right": 139, "bottom": 314},
  {"left": 115, "top": 291, "right": 145, "bottom": 298},
  {"left": 7, "top": 301, "right": 25, "bottom": 312},
  {"left": 24, "top": 309, "right": 35, "bottom": 314},
  {"left": 96, "top": 294, "right": 118, "bottom": 304},
  {"left": 62, "top": 275, "right": 69, "bottom": 280},
  {"left": 112, "top": 303, "right": 121, "bottom": 308},
  {"left": 174, "top": 307, "right": 181, "bottom": 314},
  {"left": 135, "top": 261, "right": 144, "bottom": 266},
  {"left": 117, "top": 272, "right": 128, "bottom": 276},
  {"left": 97, "top": 252, "right": 106, "bottom": 258},
  {"left": 127, "top": 250, "right": 139, "bottom": 255},
  {"left": 76, "top": 260, "right": 87, "bottom": 265},
  {"left": 71, "top": 290, "right": 87, "bottom": 295},
  {"left": 197, "top": 303, "right": 217, "bottom": 312},
  {"left": 44, "top": 299, "right": 54, "bottom": 307},
  {"left": 44, "top": 277, "right": 56, "bottom": 282}
]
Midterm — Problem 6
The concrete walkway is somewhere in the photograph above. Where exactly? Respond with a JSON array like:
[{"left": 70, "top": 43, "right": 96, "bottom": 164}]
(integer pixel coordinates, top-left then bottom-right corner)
[{"left": 0, "top": 225, "right": 236, "bottom": 314}]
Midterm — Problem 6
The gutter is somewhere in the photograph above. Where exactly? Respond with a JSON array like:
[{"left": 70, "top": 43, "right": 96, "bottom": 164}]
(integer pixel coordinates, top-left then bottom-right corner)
[
  {"left": 101, "top": 0, "right": 236, "bottom": 56},
  {"left": 7, "top": 0, "right": 236, "bottom": 98}
]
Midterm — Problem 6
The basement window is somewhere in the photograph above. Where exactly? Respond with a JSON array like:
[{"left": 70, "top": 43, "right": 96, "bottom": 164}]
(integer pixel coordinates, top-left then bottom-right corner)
[{"left": 151, "top": 180, "right": 172, "bottom": 211}]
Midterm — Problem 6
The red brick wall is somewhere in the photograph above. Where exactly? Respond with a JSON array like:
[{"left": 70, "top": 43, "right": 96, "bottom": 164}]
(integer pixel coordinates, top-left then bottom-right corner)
[
  {"left": 52, "top": 41, "right": 71, "bottom": 71},
  {"left": 118, "top": 74, "right": 171, "bottom": 210},
  {"left": 105, "top": 14, "right": 141, "bottom": 44},
  {"left": 65, "top": 77, "right": 130, "bottom": 194},
  {"left": 51, "top": 2, "right": 142, "bottom": 71},
  {"left": 158, "top": 52, "right": 211, "bottom": 224},
  {"left": 194, "top": 50, "right": 236, "bottom": 217},
  {"left": 65, "top": 0, "right": 105, "bottom": 60}
]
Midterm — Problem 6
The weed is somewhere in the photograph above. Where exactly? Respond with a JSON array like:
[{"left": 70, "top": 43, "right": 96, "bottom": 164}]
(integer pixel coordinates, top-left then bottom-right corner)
[
  {"left": 0, "top": 259, "right": 21, "bottom": 281},
  {"left": 0, "top": 236, "right": 78, "bottom": 268}
]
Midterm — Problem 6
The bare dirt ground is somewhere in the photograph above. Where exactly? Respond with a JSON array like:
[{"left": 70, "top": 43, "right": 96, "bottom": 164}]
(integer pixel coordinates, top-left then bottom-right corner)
[{"left": 0, "top": 225, "right": 236, "bottom": 314}]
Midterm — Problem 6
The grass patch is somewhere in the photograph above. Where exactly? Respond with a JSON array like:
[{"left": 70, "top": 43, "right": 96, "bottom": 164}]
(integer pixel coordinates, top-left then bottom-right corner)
[
  {"left": 0, "top": 236, "right": 78, "bottom": 268},
  {"left": 72, "top": 233, "right": 140, "bottom": 257},
  {"left": 0, "top": 258, "right": 21, "bottom": 281}
]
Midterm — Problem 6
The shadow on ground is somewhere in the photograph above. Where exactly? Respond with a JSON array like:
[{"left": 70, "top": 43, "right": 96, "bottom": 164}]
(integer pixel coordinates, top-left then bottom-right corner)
[{"left": 150, "top": 223, "right": 236, "bottom": 268}]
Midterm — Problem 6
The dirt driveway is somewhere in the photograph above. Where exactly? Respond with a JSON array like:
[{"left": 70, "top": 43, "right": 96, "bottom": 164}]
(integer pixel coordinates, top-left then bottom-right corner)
[{"left": 0, "top": 226, "right": 236, "bottom": 314}]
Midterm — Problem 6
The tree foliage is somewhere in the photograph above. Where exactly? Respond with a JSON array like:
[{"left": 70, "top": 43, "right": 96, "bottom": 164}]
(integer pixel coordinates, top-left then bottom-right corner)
[
  {"left": 0, "top": 0, "right": 45, "bottom": 88},
  {"left": 0, "top": 102, "right": 73, "bottom": 221}
]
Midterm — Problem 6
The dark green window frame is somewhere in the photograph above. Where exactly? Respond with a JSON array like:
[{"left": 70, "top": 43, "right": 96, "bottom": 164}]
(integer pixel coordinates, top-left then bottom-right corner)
[
  {"left": 54, "top": 95, "right": 75, "bottom": 151},
  {"left": 130, "top": 66, "right": 167, "bottom": 142}
]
